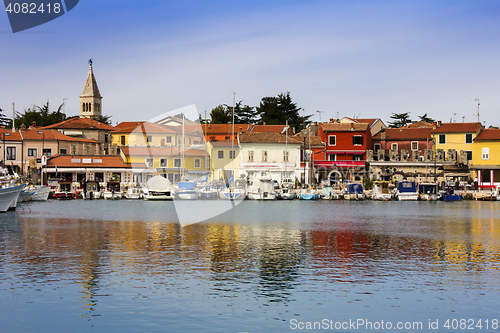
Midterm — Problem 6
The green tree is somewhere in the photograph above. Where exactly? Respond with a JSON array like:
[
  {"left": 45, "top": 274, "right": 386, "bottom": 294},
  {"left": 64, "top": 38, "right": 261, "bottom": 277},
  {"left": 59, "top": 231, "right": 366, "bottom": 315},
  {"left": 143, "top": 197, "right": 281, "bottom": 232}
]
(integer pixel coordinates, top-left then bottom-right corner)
[
  {"left": 0, "top": 108, "right": 10, "bottom": 127},
  {"left": 257, "top": 92, "right": 311, "bottom": 132},
  {"left": 95, "top": 114, "right": 112, "bottom": 125},
  {"left": 14, "top": 102, "right": 66, "bottom": 128},
  {"left": 209, "top": 104, "right": 231, "bottom": 124},
  {"left": 233, "top": 101, "right": 257, "bottom": 124},
  {"left": 388, "top": 112, "right": 412, "bottom": 128},
  {"left": 417, "top": 113, "right": 435, "bottom": 124}
]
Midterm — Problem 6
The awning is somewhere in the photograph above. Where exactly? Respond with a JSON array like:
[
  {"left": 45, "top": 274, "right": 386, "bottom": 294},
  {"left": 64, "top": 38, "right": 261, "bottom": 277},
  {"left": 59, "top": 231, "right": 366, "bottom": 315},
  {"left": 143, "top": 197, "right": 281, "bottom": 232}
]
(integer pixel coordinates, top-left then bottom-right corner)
[
  {"left": 45, "top": 168, "right": 130, "bottom": 172},
  {"left": 327, "top": 151, "right": 365, "bottom": 155}
]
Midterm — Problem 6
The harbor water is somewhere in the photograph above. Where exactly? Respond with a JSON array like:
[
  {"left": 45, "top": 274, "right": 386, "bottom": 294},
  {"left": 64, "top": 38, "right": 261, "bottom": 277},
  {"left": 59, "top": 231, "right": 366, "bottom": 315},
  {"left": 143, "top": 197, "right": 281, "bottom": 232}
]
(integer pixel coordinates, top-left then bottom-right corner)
[{"left": 1, "top": 200, "right": 500, "bottom": 332}]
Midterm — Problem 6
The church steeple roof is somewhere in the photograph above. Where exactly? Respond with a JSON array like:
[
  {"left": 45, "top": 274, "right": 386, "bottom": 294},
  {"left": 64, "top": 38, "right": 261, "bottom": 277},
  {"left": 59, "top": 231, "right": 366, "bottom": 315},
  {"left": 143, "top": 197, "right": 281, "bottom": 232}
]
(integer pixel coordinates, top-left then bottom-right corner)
[{"left": 80, "top": 63, "right": 102, "bottom": 98}]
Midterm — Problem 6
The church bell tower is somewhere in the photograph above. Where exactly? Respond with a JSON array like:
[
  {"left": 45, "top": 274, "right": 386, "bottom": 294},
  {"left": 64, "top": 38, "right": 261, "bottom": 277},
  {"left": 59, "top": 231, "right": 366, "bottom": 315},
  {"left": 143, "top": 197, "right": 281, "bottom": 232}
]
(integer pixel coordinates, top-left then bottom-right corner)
[{"left": 80, "top": 59, "right": 102, "bottom": 119}]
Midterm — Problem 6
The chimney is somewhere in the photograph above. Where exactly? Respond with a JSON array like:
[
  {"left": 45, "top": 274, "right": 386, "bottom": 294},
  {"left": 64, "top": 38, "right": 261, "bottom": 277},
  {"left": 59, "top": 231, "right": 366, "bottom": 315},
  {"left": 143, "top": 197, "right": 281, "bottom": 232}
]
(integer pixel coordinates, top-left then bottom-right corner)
[
  {"left": 90, "top": 117, "right": 93, "bottom": 127},
  {"left": 20, "top": 124, "right": 26, "bottom": 132},
  {"left": 329, "top": 118, "right": 334, "bottom": 123},
  {"left": 432, "top": 122, "right": 437, "bottom": 129},
  {"left": 263, "top": 122, "right": 266, "bottom": 125},
  {"left": 31, "top": 121, "right": 36, "bottom": 128},
  {"left": 437, "top": 121, "right": 442, "bottom": 127}
]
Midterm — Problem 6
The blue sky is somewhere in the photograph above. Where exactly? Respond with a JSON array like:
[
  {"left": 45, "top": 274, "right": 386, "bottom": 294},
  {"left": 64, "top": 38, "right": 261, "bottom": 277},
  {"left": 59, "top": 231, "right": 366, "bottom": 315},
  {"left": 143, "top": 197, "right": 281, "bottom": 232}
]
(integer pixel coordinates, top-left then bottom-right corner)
[{"left": 1, "top": 0, "right": 499, "bottom": 127}]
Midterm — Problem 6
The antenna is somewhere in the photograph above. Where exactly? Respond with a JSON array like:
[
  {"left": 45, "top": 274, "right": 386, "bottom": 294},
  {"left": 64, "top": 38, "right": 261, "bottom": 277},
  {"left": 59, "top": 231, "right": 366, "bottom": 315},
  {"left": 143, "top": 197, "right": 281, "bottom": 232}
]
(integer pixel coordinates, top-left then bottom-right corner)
[
  {"left": 453, "top": 113, "right": 457, "bottom": 123},
  {"left": 63, "top": 98, "right": 68, "bottom": 114},
  {"left": 316, "top": 110, "right": 325, "bottom": 121},
  {"left": 473, "top": 98, "right": 480, "bottom": 122}
]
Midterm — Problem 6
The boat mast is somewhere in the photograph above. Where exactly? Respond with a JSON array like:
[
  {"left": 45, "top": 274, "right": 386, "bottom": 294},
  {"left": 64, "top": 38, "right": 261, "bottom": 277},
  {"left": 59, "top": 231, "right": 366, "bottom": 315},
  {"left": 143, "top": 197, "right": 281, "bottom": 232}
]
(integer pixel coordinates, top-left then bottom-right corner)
[
  {"left": 231, "top": 92, "right": 235, "bottom": 185},
  {"left": 285, "top": 120, "right": 288, "bottom": 180},
  {"left": 182, "top": 113, "right": 185, "bottom": 182}
]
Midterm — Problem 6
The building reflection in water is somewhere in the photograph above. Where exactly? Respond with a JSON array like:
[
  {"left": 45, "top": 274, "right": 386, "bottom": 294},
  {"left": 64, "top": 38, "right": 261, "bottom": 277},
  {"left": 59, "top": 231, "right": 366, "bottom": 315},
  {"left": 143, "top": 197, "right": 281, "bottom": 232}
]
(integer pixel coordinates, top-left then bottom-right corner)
[{"left": 1, "top": 203, "right": 499, "bottom": 320}]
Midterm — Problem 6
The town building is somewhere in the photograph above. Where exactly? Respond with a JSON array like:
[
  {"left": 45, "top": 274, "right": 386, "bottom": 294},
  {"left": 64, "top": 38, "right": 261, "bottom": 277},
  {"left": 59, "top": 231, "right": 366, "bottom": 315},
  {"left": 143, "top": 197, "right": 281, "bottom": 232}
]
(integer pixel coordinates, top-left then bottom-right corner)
[
  {"left": 238, "top": 132, "right": 302, "bottom": 184},
  {"left": 470, "top": 128, "right": 500, "bottom": 189}
]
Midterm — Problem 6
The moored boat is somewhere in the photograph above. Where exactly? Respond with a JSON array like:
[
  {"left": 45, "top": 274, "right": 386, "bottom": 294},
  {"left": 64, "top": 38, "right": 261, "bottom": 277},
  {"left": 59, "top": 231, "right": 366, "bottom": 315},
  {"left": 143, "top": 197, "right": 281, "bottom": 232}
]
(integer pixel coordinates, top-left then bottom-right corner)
[
  {"left": 372, "top": 181, "right": 393, "bottom": 201},
  {"left": 441, "top": 186, "right": 462, "bottom": 201},
  {"left": 54, "top": 180, "right": 77, "bottom": 200},
  {"left": 418, "top": 183, "right": 438, "bottom": 201},
  {"left": 198, "top": 185, "right": 218, "bottom": 200},
  {"left": 176, "top": 181, "right": 198, "bottom": 200},
  {"left": 0, "top": 184, "right": 25, "bottom": 212},
  {"left": 277, "top": 186, "right": 295, "bottom": 200},
  {"left": 27, "top": 185, "right": 51, "bottom": 201},
  {"left": 299, "top": 187, "right": 319, "bottom": 200},
  {"left": 343, "top": 183, "right": 365, "bottom": 200},
  {"left": 124, "top": 187, "right": 142, "bottom": 199},
  {"left": 143, "top": 176, "right": 175, "bottom": 200},
  {"left": 247, "top": 175, "right": 276, "bottom": 200},
  {"left": 396, "top": 181, "right": 418, "bottom": 201}
]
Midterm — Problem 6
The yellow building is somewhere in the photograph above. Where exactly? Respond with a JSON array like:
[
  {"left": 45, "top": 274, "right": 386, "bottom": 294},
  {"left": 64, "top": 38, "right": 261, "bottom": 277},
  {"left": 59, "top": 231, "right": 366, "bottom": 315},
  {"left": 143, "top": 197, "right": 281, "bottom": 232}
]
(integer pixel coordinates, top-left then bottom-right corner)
[
  {"left": 120, "top": 146, "right": 208, "bottom": 183},
  {"left": 430, "top": 122, "right": 482, "bottom": 162},
  {"left": 471, "top": 128, "right": 500, "bottom": 189},
  {"left": 207, "top": 141, "right": 240, "bottom": 183},
  {"left": 111, "top": 122, "right": 204, "bottom": 150}
]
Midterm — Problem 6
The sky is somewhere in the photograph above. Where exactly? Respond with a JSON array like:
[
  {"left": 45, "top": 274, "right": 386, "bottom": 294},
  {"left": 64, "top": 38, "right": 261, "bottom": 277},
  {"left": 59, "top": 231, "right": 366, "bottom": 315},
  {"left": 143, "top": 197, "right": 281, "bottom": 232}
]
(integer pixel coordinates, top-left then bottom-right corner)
[{"left": 1, "top": 0, "right": 500, "bottom": 127}]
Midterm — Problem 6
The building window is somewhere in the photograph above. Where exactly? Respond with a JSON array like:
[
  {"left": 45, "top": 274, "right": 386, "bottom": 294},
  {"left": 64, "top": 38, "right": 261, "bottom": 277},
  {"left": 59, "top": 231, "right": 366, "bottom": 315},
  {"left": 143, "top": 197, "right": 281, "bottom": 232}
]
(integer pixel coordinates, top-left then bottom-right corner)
[
  {"left": 353, "top": 136, "right": 363, "bottom": 146},
  {"left": 465, "top": 133, "right": 473, "bottom": 144},
  {"left": 146, "top": 135, "right": 152, "bottom": 143},
  {"left": 121, "top": 136, "right": 125, "bottom": 145},
  {"left": 329, "top": 135, "right": 336, "bottom": 146},
  {"left": 329, "top": 154, "right": 336, "bottom": 161},
  {"left": 145, "top": 158, "right": 154, "bottom": 167},
  {"left": 27, "top": 148, "right": 37, "bottom": 157},
  {"left": 133, "top": 173, "right": 143, "bottom": 184},
  {"left": 283, "top": 151, "right": 289, "bottom": 162},
  {"left": 353, "top": 155, "right": 362, "bottom": 161},
  {"left": 218, "top": 150, "right": 224, "bottom": 159},
  {"left": 6, "top": 147, "right": 16, "bottom": 160},
  {"left": 374, "top": 144, "right": 381, "bottom": 152},
  {"left": 466, "top": 151, "right": 472, "bottom": 161},
  {"left": 174, "top": 158, "right": 181, "bottom": 167},
  {"left": 391, "top": 143, "right": 398, "bottom": 151},
  {"left": 229, "top": 150, "right": 235, "bottom": 159},
  {"left": 194, "top": 158, "right": 201, "bottom": 168},
  {"left": 411, "top": 141, "right": 418, "bottom": 151},
  {"left": 262, "top": 151, "right": 268, "bottom": 162},
  {"left": 482, "top": 148, "right": 489, "bottom": 160},
  {"left": 160, "top": 158, "right": 167, "bottom": 167},
  {"left": 439, "top": 134, "right": 446, "bottom": 144},
  {"left": 248, "top": 150, "right": 254, "bottom": 162},
  {"left": 43, "top": 148, "right": 52, "bottom": 156},
  {"left": 225, "top": 136, "right": 230, "bottom": 140},
  {"left": 60, "top": 148, "right": 67, "bottom": 155},
  {"left": 166, "top": 136, "right": 172, "bottom": 143}
]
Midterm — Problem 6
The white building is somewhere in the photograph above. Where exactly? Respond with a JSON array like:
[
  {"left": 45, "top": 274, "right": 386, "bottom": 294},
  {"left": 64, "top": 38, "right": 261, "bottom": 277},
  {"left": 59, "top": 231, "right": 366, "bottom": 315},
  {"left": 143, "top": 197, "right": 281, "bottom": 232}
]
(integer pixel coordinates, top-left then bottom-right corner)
[{"left": 238, "top": 132, "right": 302, "bottom": 183}]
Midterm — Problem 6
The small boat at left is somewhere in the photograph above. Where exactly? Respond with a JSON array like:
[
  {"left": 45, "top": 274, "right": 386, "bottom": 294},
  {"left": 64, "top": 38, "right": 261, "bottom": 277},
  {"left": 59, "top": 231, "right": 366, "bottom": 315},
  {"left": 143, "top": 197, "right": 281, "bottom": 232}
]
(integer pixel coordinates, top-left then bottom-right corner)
[
  {"left": 0, "top": 184, "right": 26, "bottom": 212},
  {"left": 54, "top": 180, "right": 77, "bottom": 199}
]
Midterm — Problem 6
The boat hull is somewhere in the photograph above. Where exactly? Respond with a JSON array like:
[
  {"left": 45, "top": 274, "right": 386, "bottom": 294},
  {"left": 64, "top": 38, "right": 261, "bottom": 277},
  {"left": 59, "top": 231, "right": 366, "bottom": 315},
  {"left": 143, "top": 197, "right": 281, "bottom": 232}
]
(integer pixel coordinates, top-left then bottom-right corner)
[
  {"left": 397, "top": 193, "right": 419, "bottom": 201},
  {"left": 219, "top": 189, "right": 246, "bottom": 200},
  {"left": 54, "top": 192, "right": 76, "bottom": 200},
  {"left": 29, "top": 186, "right": 51, "bottom": 201},
  {"left": 0, "top": 184, "right": 25, "bottom": 212}
]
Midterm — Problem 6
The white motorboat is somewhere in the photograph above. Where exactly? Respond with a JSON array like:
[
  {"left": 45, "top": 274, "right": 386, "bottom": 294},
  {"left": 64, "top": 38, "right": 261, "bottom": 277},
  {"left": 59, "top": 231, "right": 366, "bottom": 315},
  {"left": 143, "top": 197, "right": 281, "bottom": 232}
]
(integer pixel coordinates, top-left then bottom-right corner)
[
  {"left": 103, "top": 181, "right": 123, "bottom": 199},
  {"left": 143, "top": 176, "right": 175, "bottom": 200},
  {"left": 247, "top": 175, "right": 276, "bottom": 200},
  {"left": 198, "top": 185, "right": 217, "bottom": 200},
  {"left": 27, "top": 185, "right": 51, "bottom": 201},
  {"left": 396, "top": 181, "right": 418, "bottom": 201},
  {"left": 277, "top": 186, "right": 295, "bottom": 200},
  {"left": 372, "top": 181, "right": 393, "bottom": 201},
  {"left": 83, "top": 181, "right": 102, "bottom": 199},
  {"left": 418, "top": 183, "right": 438, "bottom": 201},
  {"left": 343, "top": 183, "right": 365, "bottom": 200},
  {"left": 0, "top": 184, "right": 25, "bottom": 212},
  {"left": 176, "top": 181, "right": 198, "bottom": 200},
  {"left": 54, "top": 181, "right": 77, "bottom": 200},
  {"left": 125, "top": 187, "right": 142, "bottom": 199}
]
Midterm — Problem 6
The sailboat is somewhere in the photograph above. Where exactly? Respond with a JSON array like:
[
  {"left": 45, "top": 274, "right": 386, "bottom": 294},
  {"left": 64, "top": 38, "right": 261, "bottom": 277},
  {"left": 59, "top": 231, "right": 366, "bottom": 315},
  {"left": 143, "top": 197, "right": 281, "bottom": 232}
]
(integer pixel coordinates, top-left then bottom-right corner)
[{"left": 220, "top": 92, "right": 246, "bottom": 200}]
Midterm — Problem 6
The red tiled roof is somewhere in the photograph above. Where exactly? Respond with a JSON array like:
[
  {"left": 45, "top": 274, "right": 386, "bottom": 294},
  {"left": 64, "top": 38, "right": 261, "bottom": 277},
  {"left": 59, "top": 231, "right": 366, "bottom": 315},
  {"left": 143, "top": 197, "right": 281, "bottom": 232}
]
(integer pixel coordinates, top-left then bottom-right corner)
[
  {"left": 295, "top": 135, "right": 324, "bottom": 146},
  {"left": 210, "top": 141, "right": 238, "bottom": 147},
  {"left": 405, "top": 121, "right": 433, "bottom": 128},
  {"left": 355, "top": 118, "right": 379, "bottom": 127},
  {"left": 43, "top": 117, "right": 116, "bottom": 131},
  {"left": 204, "top": 124, "right": 251, "bottom": 134},
  {"left": 320, "top": 123, "right": 369, "bottom": 132},
  {"left": 431, "top": 122, "right": 482, "bottom": 133},
  {"left": 115, "top": 121, "right": 144, "bottom": 129},
  {"left": 474, "top": 128, "right": 500, "bottom": 141},
  {"left": 121, "top": 146, "right": 207, "bottom": 156},
  {"left": 0, "top": 129, "right": 23, "bottom": 141},
  {"left": 47, "top": 155, "right": 130, "bottom": 168},
  {"left": 112, "top": 122, "right": 178, "bottom": 134},
  {"left": 372, "top": 128, "right": 432, "bottom": 141},
  {"left": 251, "top": 125, "right": 293, "bottom": 135},
  {"left": 239, "top": 132, "right": 302, "bottom": 144},
  {"left": 21, "top": 129, "right": 98, "bottom": 143}
]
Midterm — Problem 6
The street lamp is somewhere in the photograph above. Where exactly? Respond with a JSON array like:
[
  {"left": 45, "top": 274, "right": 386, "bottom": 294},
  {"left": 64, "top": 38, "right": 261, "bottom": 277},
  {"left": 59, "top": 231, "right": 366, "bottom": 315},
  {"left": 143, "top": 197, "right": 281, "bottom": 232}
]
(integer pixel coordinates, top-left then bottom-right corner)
[{"left": 38, "top": 131, "right": 45, "bottom": 186}]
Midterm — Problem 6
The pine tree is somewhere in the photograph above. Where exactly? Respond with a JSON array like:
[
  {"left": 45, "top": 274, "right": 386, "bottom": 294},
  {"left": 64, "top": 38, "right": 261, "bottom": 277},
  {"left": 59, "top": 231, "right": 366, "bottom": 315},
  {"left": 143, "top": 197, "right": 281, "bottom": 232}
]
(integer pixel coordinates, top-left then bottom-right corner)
[
  {"left": 0, "top": 108, "right": 10, "bottom": 127},
  {"left": 388, "top": 112, "right": 412, "bottom": 128}
]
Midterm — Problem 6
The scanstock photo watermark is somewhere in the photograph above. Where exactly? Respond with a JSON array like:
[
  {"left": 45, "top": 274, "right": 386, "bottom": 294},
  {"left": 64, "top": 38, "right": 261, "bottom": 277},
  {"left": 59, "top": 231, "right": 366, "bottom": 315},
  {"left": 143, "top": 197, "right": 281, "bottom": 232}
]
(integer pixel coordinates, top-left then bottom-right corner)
[
  {"left": 3, "top": 0, "right": 79, "bottom": 33},
  {"left": 289, "top": 318, "right": 499, "bottom": 331}
]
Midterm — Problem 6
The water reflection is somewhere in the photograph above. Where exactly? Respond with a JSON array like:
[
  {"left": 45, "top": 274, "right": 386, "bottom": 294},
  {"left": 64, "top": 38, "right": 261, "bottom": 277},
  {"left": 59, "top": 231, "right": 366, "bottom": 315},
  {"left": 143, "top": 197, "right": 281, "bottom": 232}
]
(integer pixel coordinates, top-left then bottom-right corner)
[{"left": 1, "top": 200, "right": 500, "bottom": 331}]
